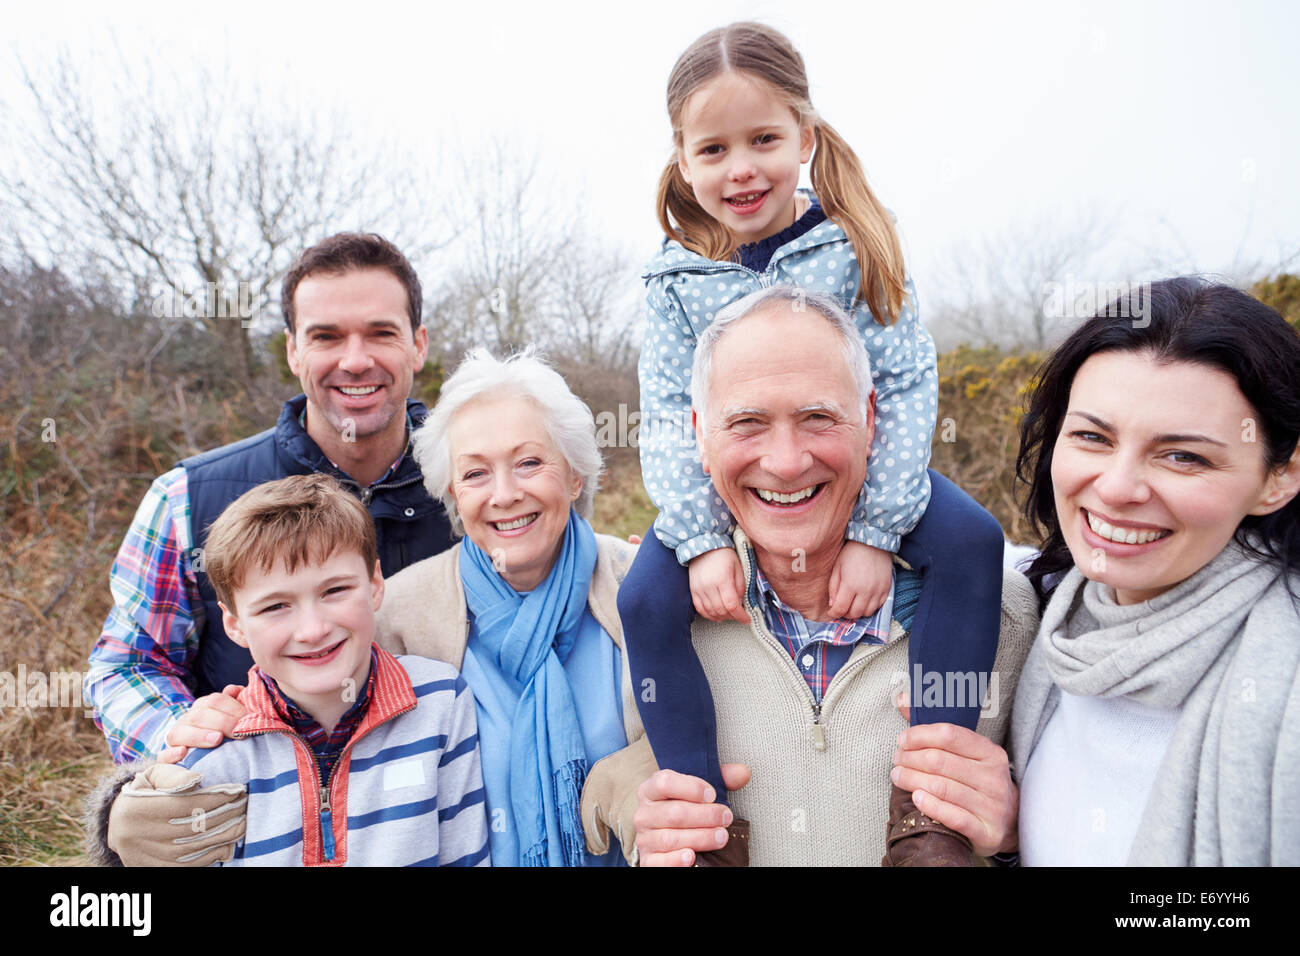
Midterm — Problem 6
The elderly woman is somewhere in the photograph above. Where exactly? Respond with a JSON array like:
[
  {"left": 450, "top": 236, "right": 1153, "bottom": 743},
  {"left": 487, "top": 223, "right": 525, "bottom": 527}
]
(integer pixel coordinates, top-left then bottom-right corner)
[
  {"left": 1008, "top": 277, "right": 1300, "bottom": 865},
  {"left": 375, "top": 348, "right": 644, "bottom": 866}
]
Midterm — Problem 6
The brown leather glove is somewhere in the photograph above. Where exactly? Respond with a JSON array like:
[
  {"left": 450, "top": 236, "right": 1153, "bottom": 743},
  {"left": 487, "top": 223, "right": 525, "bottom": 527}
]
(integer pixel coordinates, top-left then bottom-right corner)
[
  {"left": 107, "top": 763, "right": 248, "bottom": 866},
  {"left": 881, "top": 782, "right": 975, "bottom": 867},
  {"left": 581, "top": 734, "right": 659, "bottom": 866}
]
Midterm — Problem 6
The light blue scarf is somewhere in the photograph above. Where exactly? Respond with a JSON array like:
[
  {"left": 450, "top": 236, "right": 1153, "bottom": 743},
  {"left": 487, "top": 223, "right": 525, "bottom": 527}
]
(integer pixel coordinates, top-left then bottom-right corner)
[{"left": 459, "top": 509, "right": 597, "bottom": 867}]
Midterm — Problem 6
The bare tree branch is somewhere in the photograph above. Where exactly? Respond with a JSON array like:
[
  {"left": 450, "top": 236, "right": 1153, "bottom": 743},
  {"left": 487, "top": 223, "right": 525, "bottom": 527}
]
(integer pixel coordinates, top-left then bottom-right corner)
[{"left": 0, "top": 45, "right": 449, "bottom": 384}]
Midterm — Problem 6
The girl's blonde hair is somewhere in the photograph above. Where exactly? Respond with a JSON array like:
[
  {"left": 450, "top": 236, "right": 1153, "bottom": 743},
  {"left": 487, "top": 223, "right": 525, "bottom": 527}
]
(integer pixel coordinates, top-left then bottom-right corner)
[{"left": 656, "top": 21, "right": 907, "bottom": 324}]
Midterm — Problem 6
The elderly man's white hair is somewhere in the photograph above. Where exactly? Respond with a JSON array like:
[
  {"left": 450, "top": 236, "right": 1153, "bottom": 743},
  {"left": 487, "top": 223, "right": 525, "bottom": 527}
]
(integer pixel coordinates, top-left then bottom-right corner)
[
  {"left": 412, "top": 347, "right": 602, "bottom": 536},
  {"left": 691, "top": 285, "right": 875, "bottom": 431}
]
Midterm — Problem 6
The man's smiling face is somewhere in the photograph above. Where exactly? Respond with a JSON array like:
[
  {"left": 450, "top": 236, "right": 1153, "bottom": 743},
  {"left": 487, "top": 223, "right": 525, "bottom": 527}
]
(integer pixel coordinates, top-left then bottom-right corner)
[
  {"left": 695, "top": 302, "right": 873, "bottom": 575},
  {"left": 285, "top": 267, "right": 428, "bottom": 448}
]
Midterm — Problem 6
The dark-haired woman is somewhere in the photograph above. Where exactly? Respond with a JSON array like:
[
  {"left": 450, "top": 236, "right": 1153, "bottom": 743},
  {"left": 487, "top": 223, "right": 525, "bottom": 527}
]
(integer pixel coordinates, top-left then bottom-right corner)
[{"left": 1010, "top": 277, "right": 1300, "bottom": 865}]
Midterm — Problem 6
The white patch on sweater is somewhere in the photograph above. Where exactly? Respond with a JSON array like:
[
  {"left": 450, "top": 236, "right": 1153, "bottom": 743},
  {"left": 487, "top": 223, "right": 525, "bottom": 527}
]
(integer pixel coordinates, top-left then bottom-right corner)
[{"left": 383, "top": 759, "right": 426, "bottom": 791}]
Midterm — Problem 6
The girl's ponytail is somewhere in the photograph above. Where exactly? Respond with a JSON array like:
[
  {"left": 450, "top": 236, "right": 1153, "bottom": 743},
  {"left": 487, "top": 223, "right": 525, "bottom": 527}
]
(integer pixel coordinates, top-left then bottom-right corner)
[
  {"left": 656, "top": 157, "right": 733, "bottom": 263},
  {"left": 810, "top": 120, "right": 907, "bottom": 325}
]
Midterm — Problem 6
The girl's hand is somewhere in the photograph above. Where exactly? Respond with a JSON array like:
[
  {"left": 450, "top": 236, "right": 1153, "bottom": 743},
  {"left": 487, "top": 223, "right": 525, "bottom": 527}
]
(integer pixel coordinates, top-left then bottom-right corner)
[
  {"left": 827, "top": 541, "right": 893, "bottom": 620},
  {"left": 688, "top": 548, "right": 748, "bottom": 623}
]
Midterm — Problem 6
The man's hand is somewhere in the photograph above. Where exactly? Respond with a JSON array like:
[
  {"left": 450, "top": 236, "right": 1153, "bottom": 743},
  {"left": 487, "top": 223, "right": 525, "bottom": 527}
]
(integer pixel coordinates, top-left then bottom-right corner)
[
  {"left": 108, "top": 763, "right": 248, "bottom": 866},
  {"left": 688, "top": 549, "right": 748, "bottom": 623},
  {"left": 827, "top": 541, "right": 892, "bottom": 620},
  {"left": 159, "top": 684, "right": 246, "bottom": 764},
  {"left": 891, "top": 722, "right": 1018, "bottom": 857},
  {"left": 634, "top": 764, "right": 751, "bottom": 866}
]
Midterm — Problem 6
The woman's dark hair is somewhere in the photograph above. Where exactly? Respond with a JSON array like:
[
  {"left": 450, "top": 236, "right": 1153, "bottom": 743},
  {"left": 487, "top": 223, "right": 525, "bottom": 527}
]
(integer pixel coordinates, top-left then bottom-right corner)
[{"left": 1017, "top": 276, "right": 1300, "bottom": 600}]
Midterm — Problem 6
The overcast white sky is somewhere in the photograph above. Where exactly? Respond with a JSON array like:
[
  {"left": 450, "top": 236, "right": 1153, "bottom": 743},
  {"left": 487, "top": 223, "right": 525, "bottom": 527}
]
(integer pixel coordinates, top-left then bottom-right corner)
[{"left": 5, "top": 0, "right": 1298, "bottom": 335}]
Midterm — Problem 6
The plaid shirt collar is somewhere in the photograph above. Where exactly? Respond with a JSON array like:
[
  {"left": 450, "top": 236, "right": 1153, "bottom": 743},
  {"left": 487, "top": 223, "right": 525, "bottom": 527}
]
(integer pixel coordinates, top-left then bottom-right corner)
[
  {"left": 753, "top": 563, "right": 894, "bottom": 655},
  {"left": 255, "top": 645, "right": 378, "bottom": 782}
]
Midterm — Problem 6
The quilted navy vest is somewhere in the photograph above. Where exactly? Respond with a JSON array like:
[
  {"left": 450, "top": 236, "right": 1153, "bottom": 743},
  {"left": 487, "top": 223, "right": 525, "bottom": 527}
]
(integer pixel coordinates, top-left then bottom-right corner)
[{"left": 181, "top": 395, "right": 453, "bottom": 697}]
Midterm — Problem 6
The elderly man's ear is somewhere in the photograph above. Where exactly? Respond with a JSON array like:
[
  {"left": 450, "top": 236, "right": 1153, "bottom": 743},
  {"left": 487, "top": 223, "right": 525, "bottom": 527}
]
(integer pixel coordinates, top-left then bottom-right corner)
[
  {"left": 692, "top": 409, "right": 710, "bottom": 475},
  {"left": 869, "top": 391, "right": 880, "bottom": 442}
]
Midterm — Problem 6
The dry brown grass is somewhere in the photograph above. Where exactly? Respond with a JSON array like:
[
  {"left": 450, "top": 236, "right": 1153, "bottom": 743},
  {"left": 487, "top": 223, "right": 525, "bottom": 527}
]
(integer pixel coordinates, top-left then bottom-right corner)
[
  {"left": 0, "top": 392, "right": 149, "bottom": 866},
  {"left": 1, "top": 316, "right": 282, "bottom": 865},
  {"left": 590, "top": 446, "right": 657, "bottom": 542},
  {"left": 0, "top": 710, "right": 112, "bottom": 866}
]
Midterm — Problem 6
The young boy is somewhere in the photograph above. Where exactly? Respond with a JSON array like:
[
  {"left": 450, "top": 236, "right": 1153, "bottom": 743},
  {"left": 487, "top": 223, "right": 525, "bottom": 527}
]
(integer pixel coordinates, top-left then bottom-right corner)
[{"left": 99, "top": 474, "right": 489, "bottom": 866}]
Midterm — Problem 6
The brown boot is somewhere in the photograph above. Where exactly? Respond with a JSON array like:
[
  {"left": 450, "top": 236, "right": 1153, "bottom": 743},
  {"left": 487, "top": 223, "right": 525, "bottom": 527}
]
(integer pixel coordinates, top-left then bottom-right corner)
[
  {"left": 881, "top": 783, "right": 974, "bottom": 867},
  {"left": 694, "top": 819, "right": 750, "bottom": 867}
]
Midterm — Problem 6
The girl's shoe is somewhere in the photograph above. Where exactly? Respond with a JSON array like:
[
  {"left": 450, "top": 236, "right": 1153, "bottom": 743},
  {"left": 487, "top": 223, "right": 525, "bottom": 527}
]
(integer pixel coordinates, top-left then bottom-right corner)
[{"left": 881, "top": 783, "right": 974, "bottom": 867}]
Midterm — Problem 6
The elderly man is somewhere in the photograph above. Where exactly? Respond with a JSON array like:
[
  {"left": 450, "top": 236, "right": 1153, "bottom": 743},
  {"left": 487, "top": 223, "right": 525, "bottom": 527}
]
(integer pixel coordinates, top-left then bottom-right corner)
[
  {"left": 85, "top": 233, "right": 455, "bottom": 764},
  {"left": 584, "top": 286, "right": 1038, "bottom": 866}
]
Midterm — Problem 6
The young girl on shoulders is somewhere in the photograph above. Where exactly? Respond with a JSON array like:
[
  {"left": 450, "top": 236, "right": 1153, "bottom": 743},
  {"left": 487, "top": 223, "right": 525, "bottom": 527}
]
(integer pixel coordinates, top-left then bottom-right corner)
[{"left": 620, "top": 21, "right": 1006, "bottom": 865}]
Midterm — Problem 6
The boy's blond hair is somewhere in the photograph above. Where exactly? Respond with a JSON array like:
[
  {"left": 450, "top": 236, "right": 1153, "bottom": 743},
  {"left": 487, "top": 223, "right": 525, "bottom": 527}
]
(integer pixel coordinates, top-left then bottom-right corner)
[{"left": 203, "top": 474, "right": 378, "bottom": 612}]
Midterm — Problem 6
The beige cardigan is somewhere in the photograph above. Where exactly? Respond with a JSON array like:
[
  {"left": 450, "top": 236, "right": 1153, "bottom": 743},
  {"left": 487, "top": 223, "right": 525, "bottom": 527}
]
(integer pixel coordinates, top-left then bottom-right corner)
[{"left": 374, "top": 534, "right": 647, "bottom": 752}]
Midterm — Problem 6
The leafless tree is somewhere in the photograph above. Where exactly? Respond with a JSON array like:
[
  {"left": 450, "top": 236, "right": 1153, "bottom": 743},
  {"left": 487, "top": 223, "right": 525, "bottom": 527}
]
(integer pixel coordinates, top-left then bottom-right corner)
[
  {"left": 546, "top": 235, "right": 640, "bottom": 371},
  {"left": 0, "top": 47, "right": 446, "bottom": 386},
  {"left": 425, "top": 142, "right": 640, "bottom": 375},
  {"left": 925, "top": 213, "right": 1117, "bottom": 352}
]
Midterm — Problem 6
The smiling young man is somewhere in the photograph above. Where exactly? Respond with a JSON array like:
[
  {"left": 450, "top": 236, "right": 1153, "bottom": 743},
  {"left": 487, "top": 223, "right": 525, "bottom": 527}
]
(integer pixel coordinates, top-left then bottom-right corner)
[
  {"left": 286, "top": 265, "right": 428, "bottom": 486},
  {"left": 86, "top": 233, "right": 455, "bottom": 765}
]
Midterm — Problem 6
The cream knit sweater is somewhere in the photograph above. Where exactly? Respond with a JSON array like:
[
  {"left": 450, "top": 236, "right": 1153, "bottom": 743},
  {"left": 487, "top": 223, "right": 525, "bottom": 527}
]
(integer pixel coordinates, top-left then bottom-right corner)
[{"left": 692, "top": 531, "right": 1039, "bottom": 866}]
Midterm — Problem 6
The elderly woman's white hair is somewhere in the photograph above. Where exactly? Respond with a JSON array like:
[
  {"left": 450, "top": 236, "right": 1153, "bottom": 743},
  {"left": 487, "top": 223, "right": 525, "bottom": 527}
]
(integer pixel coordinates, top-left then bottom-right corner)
[
  {"left": 413, "top": 347, "right": 603, "bottom": 536},
  {"left": 691, "top": 285, "right": 875, "bottom": 431}
]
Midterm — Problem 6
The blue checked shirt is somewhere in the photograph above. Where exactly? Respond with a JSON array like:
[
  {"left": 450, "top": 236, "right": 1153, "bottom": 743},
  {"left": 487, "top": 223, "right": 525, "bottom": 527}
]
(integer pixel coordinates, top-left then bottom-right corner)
[{"left": 754, "top": 565, "right": 894, "bottom": 704}]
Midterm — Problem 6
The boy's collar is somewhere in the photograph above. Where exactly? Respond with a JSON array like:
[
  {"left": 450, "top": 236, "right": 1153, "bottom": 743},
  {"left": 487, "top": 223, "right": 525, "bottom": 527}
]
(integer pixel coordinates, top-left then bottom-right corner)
[
  {"left": 256, "top": 646, "right": 378, "bottom": 737},
  {"left": 234, "top": 644, "right": 418, "bottom": 739}
]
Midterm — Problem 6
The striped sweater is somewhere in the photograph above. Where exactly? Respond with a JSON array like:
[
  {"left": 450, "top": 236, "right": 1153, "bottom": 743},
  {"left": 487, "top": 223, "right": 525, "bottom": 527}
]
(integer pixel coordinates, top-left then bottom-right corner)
[{"left": 182, "top": 646, "right": 488, "bottom": 866}]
